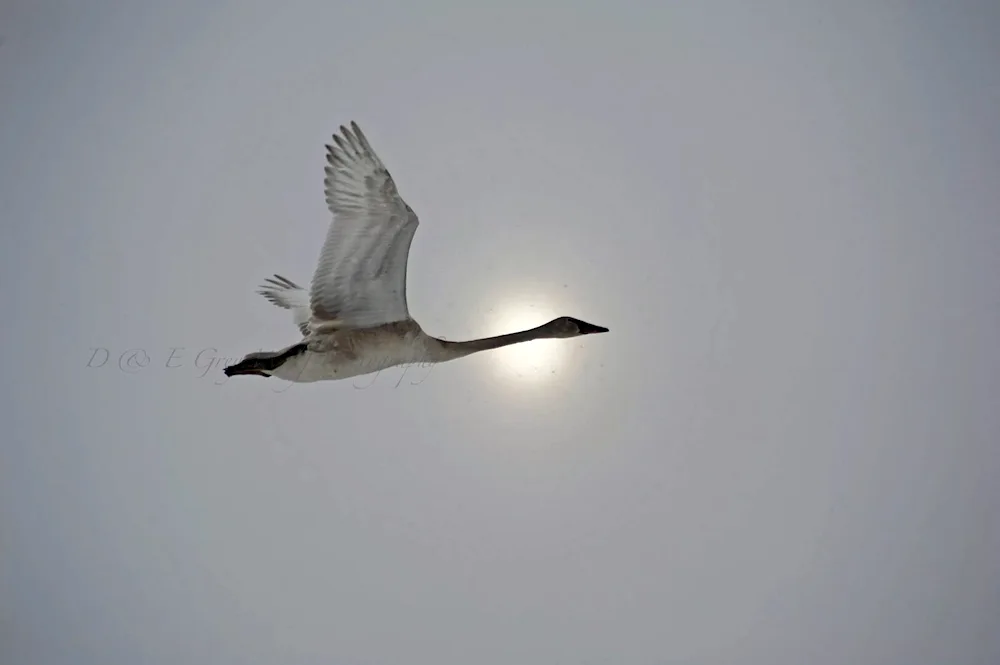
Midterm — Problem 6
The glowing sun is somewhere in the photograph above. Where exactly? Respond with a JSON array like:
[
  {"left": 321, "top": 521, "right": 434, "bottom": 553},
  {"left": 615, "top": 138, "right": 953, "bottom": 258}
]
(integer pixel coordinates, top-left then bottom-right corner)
[{"left": 483, "top": 298, "right": 568, "bottom": 383}]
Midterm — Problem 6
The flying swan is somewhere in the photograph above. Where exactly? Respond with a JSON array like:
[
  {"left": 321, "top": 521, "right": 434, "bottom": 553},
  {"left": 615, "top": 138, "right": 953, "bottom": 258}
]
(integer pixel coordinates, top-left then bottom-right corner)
[{"left": 225, "top": 122, "right": 608, "bottom": 383}]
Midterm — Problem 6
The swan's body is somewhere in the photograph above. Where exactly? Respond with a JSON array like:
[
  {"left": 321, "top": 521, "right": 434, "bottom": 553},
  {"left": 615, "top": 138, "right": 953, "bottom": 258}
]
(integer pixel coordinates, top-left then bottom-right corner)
[{"left": 225, "top": 122, "right": 608, "bottom": 383}]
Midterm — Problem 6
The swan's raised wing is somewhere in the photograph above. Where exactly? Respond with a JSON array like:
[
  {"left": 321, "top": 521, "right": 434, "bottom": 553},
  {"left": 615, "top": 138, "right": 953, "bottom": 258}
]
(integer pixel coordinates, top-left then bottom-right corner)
[
  {"left": 257, "top": 275, "right": 312, "bottom": 337},
  {"left": 309, "top": 122, "right": 419, "bottom": 330}
]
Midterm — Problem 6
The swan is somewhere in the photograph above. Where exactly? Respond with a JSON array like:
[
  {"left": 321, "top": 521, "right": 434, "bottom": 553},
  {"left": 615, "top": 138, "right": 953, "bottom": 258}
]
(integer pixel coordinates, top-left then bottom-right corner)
[{"left": 225, "top": 122, "right": 608, "bottom": 383}]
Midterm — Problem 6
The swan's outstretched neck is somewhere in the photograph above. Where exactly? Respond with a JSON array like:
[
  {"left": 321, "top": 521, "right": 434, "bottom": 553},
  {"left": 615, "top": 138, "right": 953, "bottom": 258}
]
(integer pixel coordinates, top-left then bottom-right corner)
[
  {"left": 429, "top": 317, "right": 608, "bottom": 362},
  {"left": 432, "top": 327, "right": 546, "bottom": 360}
]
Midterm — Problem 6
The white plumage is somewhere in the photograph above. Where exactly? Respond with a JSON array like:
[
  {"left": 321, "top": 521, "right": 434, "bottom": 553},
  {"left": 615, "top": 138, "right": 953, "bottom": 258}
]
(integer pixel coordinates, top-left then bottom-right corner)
[
  {"left": 310, "top": 122, "right": 419, "bottom": 330},
  {"left": 226, "top": 122, "right": 608, "bottom": 383}
]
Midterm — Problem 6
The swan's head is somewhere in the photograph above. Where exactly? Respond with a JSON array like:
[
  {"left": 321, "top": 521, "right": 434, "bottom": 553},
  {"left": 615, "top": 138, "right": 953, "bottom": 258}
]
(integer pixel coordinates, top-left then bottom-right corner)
[{"left": 543, "top": 316, "right": 610, "bottom": 338}]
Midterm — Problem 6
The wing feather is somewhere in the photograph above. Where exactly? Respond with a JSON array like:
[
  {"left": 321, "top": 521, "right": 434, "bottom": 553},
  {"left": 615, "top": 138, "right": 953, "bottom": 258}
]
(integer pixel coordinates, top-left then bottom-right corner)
[
  {"left": 309, "top": 122, "right": 419, "bottom": 329},
  {"left": 257, "top": 275, "right": 311, "bottom": 337}
]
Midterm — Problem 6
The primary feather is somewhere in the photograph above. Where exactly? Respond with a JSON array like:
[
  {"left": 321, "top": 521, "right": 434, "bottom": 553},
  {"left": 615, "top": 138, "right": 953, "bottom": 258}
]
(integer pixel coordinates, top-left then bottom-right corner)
[
  {"left": 257, "top": 275, "right": 311, "bottom": 337},
  {"left": 309, "top": 121, "right": 420, "bottom": 330}
]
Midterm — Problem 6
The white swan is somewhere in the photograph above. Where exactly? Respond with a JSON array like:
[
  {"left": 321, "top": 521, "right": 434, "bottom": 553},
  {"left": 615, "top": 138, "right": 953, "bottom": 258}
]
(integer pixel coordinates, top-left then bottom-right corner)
[{"left": 225, "top": 122, "right": 608, "bottom": 383}]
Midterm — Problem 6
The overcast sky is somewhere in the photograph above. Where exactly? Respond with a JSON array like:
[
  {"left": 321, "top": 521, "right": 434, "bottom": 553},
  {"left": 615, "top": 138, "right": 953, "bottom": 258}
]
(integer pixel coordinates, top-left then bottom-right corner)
[{"left": 2, "top": 1, "right": 999, "bottom": 664}]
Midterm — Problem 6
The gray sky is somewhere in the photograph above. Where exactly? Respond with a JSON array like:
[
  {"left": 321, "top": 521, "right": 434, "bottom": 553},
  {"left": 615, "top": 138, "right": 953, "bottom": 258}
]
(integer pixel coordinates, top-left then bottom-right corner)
[{"left": 2, "top": 1, "right": 999, "bottom": 664}]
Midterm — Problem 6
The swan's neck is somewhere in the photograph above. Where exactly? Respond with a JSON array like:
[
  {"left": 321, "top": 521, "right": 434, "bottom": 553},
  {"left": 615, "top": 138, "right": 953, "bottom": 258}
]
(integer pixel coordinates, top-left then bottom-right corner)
[{"left": 429, "top": 325, "right": 551, "bottom": 361}]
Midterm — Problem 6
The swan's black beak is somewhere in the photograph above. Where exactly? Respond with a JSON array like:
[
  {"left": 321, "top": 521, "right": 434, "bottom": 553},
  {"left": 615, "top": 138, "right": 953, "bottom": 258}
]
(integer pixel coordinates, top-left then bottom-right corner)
[{"left": 576, "top": 321, "right": 609, "bottom": 335}]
